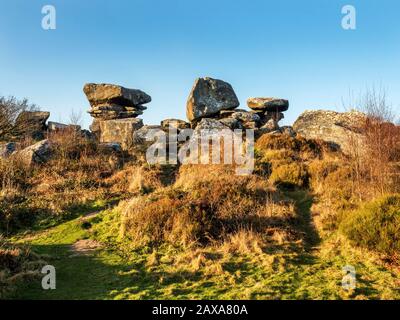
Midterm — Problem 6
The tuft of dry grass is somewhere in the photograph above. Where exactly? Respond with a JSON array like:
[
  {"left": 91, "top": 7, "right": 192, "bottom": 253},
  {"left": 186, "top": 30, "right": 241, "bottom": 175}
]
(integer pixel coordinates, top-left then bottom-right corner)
[
  {"left": 0, "top": 236, "right": 45, "bottom": 298},
  {"left": 221, "top": 229, "right": 264, "bottom": 255}
]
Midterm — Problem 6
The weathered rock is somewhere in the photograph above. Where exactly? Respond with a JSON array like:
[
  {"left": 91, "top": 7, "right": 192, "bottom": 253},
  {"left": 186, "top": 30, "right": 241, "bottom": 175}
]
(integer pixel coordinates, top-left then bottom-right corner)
[
  {"left": 98, "top": 142, "right": 123, "bottom": 154},
  {"left": 219, "top": 118, "right": 242, "bottom": 129},
  {"left": 161, "top": 119, "right": 190, "bottom": 130},
  {"left": 186, "top": 77, "right": 240, "bottom": 122},
  {"left": 88, "top": 103, "right": 145, "bottom": 120},
  {"left": 195, "top": 118, "right": 229, "bottom": 131},
  {"left": 241, "top": 121, "right": 258, "bottom": 130},
  {"left": 132, "top": 125, "right": 163, "bottom": 144},
  {"left": 99, "top": 118, "right": 144, "bottom": 150},
  {"left": 260, "top": 118, "right": 279, "bottom": 133},
  {"left": 280, "top": 126, "right": 296, "bottom": 137},
  {"left": 17, "top": 140, "right": 51, "bottom": 166},
  {"left": 0, "top": 142, "right": 17, "bottom": 158},
  {"left": 83, "top": 83, "right": 151, "bottom": 107},
  {"left": 247, "top": 98, "right": 289, "bottom": 112},
  {"left": 81, "top": 129, "right": 96, "bottom": 141},
  {"left": 48, "top": 121, "right": 68, "bottom": 131},
  {"left": 15, "top": 111, "right": 50, "bottom": 128},
  {"left": 231, "top": 111, "right": 260, "bottom": 123},
  {"left": 14, "top": 111, "right": 50, "bottom": 139},
  {"left": 293, "top": 110, "right": 367, "bottom": 154}
]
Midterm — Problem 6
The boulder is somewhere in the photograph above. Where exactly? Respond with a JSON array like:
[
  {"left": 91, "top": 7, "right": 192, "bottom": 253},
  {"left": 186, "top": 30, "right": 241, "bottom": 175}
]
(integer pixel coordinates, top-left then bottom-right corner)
[
  {"left": 161, "top": 119, "right": 190, "bottom": 130},
  {"left": 0, "top": 142, "right": 17, "bottom": 158},
  {"left": 17, "top": 140, "right": 51, "bottom": 166},
  {"left": 195, "top": 118, "right": 229, "bottom": 131},
  {"left": 132, "top": 125, "right": 163, "bottom": 144},
  {"left": 186, "top": 77, "right": 240, "bottom": 122},
  {"left": 14, "top": 111, "right": 50, "bottom": 139},
  {"left": 98, "top": 142, "right": 123, "bottom": 154},
  {"left": 83, "top": 83, "right": 151, "bottom": 107},
  {"left": 259, "top": 118, "right": 279, "bottom": 133},
  {"left": 88, "top": 104, "right": 145, "bottom": 120},
  {"left": 99, "top": 118, "right": 144, "bottom": 150},
  {"left": 231, "top": 111, "right": 260, "bottom": 123},
  {"left": 219, "top": 118, "right": 242, "bottom": 130},
  {"left": 247, "top": 98, "right": 289, "bottom": 112},
  {"left": 48, "top": 121, "right": 68, "bottom": 131},
  {"left": 293, "top": 110, "right": 367, "bottom": 154},
  {"left": 280, "top": 126, "right": 296, "bottom": 137}
]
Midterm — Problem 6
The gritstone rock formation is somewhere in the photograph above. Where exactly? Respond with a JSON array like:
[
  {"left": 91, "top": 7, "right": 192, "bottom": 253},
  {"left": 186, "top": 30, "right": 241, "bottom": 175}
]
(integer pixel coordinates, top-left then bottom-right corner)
[
  {"left": 84, "top": 83, "right": 150, "bottom": 149},
  {"left": 14, "top": 111, "right": 50, "bottom": 140},
  {"left": 185, "top": 77, "right": 290, "bottom": 133},
  {"left": 293, "top": 110, "right": 367, "bottom": 154},
  {"left": 186, "top": 77, "right": 240, "bottom": 122}
]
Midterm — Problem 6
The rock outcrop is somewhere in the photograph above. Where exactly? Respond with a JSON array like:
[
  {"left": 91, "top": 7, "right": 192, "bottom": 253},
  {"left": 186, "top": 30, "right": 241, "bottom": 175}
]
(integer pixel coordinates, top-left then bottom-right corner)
[
  {"left": 84, "top": 83, "right": 150, "bottom": 149},
  {"left": 99, "top": 118, "right": 144, "bottom": 150},
  {"left": 186, "top": 77, "right": 240, "bottom": 122},
  {"left": 161, "top": 119, "right": 190, "bottom": 131},
  {"left": 247, "top": 97, "right": 289, "bottom": 133},
  {"left": 14, "top": 111, "right": 50, "bottom": 140},
  {"left": 293, "top": 110, "right": 367, "bottom": 154},
  {"left": 184, "top": 77, "right": 289, "bottom": 134},
  {"left": 84, "top": 83, "right": 151, "bottom": 120},
  {"left": 17, "top": 139, "right": 52, "bottom": 166}
]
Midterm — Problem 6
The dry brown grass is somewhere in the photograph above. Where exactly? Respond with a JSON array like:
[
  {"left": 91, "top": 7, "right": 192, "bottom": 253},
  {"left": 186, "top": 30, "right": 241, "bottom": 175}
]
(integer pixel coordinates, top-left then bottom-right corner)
[
  {"left": 0, "top": 236, "right": 45, "bottom": 298},
  {"left": 120, "top": 164, "right": 300, "bottom": 248}
]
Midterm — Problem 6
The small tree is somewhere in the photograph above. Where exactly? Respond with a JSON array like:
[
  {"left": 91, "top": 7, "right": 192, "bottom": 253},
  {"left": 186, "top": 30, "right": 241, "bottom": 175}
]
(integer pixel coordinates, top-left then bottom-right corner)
[{"left": 0, "top": 96, "right": 38, "bottom": 141}]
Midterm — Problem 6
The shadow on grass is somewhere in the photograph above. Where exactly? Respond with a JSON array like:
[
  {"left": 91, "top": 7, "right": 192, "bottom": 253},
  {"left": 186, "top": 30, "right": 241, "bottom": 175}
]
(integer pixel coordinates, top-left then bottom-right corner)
[
  {"left": 11, "top": 243, "right": 205, "bottom": 300},
  {"left": 285, "top": 190, "right": 321, "bottom": 250}
]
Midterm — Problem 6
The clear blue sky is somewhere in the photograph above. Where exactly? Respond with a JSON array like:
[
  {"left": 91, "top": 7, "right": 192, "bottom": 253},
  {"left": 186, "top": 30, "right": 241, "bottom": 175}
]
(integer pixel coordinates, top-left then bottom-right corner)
[{"left": 1, "top": 0, "right": 399, "bottom": 128}]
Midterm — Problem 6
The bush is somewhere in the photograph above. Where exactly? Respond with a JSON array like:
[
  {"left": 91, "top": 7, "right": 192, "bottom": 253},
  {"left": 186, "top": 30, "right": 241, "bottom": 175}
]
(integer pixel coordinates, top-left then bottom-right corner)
[
  {"left": 269, "top": 162, "right": 309, "bottom": 188},
  {"left": 255, "top": 133, "right": 333, "bottom": 160},
  {"left": 120, "top": 165, "right": 297, "bottom": 247},
  {"left": 0, "top": 236, "right": 44, "bottom": 298},
  {"left": 340, "top": 194, "right": 400, "bottom": 255}
]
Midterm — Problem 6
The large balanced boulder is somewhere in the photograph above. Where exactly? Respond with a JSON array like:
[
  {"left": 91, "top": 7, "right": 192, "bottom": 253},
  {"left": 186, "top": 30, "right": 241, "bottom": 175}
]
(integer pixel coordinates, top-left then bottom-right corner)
[
  {"left": 186, "top": 77, "right": 240, "bottom": 122},
  {"left": 83, "top": 83, "right": 151, "bottom": 107},
  {"left": 99, "top": 118, "right": 144, "bottom": 150},
  {"left": 84, "top": 83, "right": 151, "bottom": 120},
  {"left": 293, "top": 110, "right": 367, "bottom": 154}
]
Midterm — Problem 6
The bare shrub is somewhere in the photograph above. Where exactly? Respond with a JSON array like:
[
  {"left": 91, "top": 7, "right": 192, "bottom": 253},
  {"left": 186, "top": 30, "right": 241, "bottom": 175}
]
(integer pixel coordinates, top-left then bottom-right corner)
[
  {"left": 345, "top": 88, "right": 400, "bottom": 196},
  {"left": 0, "top": 96, "right": 38, "bottom": 141}
]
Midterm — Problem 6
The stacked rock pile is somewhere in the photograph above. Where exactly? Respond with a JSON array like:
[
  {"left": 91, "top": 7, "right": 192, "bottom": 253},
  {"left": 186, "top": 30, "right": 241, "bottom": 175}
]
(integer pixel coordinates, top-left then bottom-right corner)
[
  {"left": 84, "top": 83, "right": 150, "bottom": 149},
  {"left": 84, "top": 83, "right": 151, "bottom": 120},
  {"left": 247, "top": 97, "right": 289, "bottom": 132},
  {"left": 185, "top": 77, "right": 289, "bottom": 133}
]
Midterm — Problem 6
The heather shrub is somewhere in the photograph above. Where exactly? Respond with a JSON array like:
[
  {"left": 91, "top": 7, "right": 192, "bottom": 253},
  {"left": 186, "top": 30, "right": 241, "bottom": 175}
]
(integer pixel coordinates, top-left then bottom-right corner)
[
  {"left": 120, "top": 165, "right": 297, "bottom": 248},
  {"left": 340, "top": 194, "right": 400, "bottom": 255},
  {"left": 269, "top": 162, "right": 309, "bottom": 189}
]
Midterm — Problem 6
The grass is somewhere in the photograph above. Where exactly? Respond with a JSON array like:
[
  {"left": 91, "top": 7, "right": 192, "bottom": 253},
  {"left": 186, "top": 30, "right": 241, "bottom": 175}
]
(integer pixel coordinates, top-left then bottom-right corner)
[
  {"left": 9, "top": 193, "right": 400, "bottom": 300},
  {"left": 4, "top": 131, "right": 400, "bottom": 300}
]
